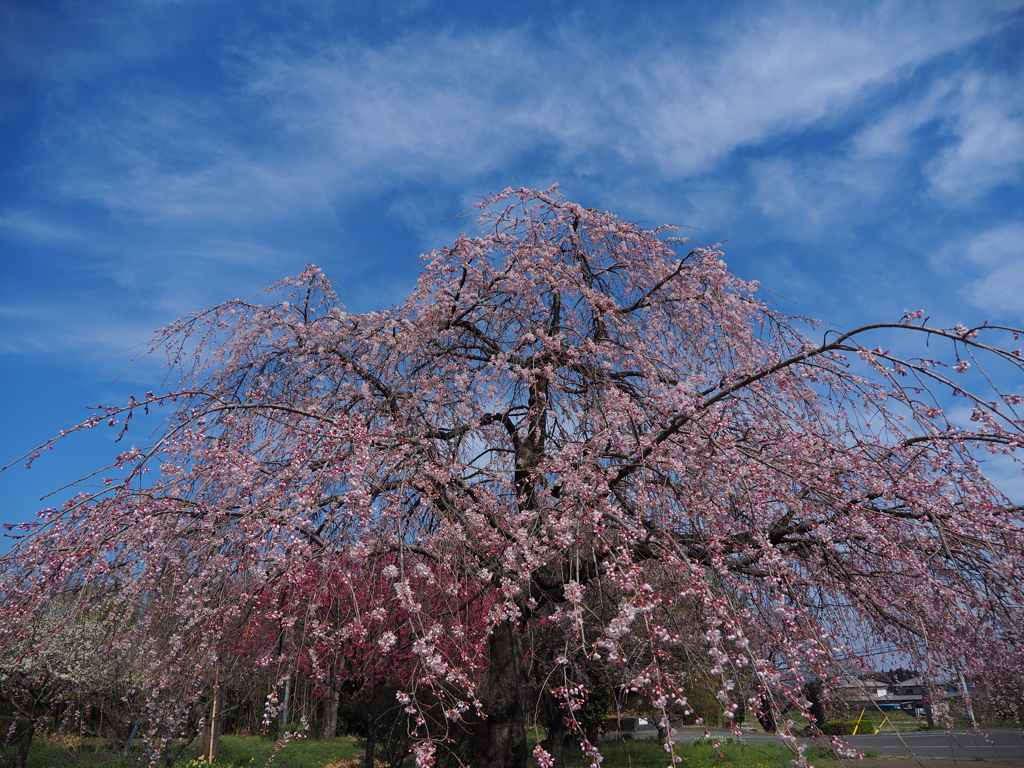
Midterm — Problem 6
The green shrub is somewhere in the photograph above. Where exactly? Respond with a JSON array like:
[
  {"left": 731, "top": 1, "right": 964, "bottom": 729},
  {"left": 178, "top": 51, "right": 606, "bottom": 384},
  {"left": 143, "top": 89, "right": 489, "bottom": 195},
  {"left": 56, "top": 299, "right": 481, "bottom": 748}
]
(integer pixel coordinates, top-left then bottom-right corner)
[
  {"left": 821, "top": 721, "right": 846, "bottom": 735},
  {"left": 851, "top": 718, "right": 874, "bottom": 734},
  {"left": 815, "top": 720, "right": 872, "bottom": 737}
]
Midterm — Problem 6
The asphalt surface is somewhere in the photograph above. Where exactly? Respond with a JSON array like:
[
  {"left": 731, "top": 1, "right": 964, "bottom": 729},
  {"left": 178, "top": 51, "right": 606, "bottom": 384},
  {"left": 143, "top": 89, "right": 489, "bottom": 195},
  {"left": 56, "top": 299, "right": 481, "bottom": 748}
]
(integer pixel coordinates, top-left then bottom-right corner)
[
  {"left": 654, "top": 726, "right": 1024, "bottom": 762},
  {"left": 842, "top": 730, "right": 1024, "bottom": 761}
]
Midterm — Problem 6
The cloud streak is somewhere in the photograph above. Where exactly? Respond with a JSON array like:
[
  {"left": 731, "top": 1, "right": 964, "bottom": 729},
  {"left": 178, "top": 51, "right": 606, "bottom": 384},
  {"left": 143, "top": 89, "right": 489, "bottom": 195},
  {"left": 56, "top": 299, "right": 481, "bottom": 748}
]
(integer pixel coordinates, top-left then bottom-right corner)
[
  {"left": 17, "top": 1, "right": 1021, "bottom": 230},
  {"left": 961, "top": 223, "right": 1024, "bottom": 316}
]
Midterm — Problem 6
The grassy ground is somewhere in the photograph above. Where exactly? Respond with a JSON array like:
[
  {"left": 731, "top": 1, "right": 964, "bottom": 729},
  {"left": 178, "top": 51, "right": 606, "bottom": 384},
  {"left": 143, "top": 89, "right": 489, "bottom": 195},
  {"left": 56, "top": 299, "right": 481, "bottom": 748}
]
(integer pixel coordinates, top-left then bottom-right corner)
[
  {"left": 35, "top": 726, "right": 1022, "bottom": 768},
  {"left": 554, "top": 738, "right": 833, "bottom": 768},
  {"left": 24, "top": 734, "right": 363, "bottom": 768},
  {"left": 23, "top": 733, "right": 834, "bottom": 768},
  {"left": 781, "top": 710, "right": 943, "bottom": 735},
  {"left": 22, "top": 716, "right": 1018, "bottom": 767},
  {"left": 828, "top": 710, "right": 1014, "bottom": 734}
]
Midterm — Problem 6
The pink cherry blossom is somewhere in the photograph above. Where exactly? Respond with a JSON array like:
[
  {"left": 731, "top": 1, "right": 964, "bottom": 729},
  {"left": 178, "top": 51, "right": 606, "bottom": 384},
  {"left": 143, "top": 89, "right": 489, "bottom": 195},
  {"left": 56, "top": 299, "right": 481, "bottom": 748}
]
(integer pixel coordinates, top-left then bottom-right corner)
[{"left": 1, "top": 188, "right": 1022, "bottom": 768}]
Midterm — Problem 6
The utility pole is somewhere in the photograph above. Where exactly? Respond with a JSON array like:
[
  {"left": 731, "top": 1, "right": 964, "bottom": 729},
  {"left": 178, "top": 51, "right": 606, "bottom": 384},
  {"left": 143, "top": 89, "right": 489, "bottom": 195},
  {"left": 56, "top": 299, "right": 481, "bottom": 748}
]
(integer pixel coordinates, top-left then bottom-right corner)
[
  {"left": 956, "top": 668, "right": 977, "bottom": 728},
  {"left": 202, "top": 664, "right": 224, "bottom": 763}
]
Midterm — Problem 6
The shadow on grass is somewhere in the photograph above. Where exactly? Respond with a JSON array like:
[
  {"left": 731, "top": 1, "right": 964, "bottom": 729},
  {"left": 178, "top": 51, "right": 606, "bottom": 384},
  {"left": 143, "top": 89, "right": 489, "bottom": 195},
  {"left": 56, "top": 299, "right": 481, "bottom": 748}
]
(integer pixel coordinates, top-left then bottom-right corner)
[{"left": 26, "top": 734, "right": 362, "bottom": 768}]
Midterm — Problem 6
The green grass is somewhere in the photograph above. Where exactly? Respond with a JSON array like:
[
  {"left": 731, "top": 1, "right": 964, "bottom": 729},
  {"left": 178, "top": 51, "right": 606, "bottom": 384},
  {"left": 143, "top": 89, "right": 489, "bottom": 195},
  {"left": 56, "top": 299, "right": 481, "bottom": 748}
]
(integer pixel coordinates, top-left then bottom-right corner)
[
  {"left": 188, "top": 735, "right": 362, "bottom": 767},
  {"left": 827, "top": 710, "right": 931, "bottom": 734},
  {"left": 539, "top": 738, "right": 830, "bottom": 768},
  {"left": 25, "top": 741, "right": 138, "bottom": 768},
  {"left": 977, "top": 720, "right": 1021, "bottom": 729},
  {"left": 25, "top": 734, "right": 362, "bottom": 768},
  {"left": 23, "top": 732, "right": 888, "bottom": 768}
]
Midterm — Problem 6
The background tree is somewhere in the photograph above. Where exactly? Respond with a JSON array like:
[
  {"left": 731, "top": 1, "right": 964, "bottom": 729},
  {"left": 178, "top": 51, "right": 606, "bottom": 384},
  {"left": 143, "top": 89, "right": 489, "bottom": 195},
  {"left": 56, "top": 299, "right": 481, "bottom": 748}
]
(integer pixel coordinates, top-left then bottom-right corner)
[
  {"left": 2, "top": 188, "right": 1023, "bottom": 767},
  {"left": 0, "top": 599, "right": 135, "bottom": 768}
]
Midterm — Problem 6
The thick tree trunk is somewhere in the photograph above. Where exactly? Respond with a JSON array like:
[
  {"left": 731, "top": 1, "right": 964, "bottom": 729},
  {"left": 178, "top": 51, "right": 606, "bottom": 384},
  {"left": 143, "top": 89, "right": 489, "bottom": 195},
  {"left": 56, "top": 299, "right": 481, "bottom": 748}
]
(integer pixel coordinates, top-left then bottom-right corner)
[
  {"left": 803, "top": 681, "right": 827, "bottom": 730},
  {"left": 320, "top": 669, "right": 339, "bottom": 740},
  {"left": 757, "top": 696, "right": 778, "bottom": 733},
  {"left": 363, "top": 712, "right": 376, "bottom": 768},
  {"left": 542, "top": 714, "right": 566, "bottom": 768},
  {"left": 469, "top": 621, "right": 528, "bottom": 768},
  {"left": 7, "top": 715, "right": 33, "bottom": 768},
  {"left": 536, "top": 687, "right": 568, "bottom": 768}
]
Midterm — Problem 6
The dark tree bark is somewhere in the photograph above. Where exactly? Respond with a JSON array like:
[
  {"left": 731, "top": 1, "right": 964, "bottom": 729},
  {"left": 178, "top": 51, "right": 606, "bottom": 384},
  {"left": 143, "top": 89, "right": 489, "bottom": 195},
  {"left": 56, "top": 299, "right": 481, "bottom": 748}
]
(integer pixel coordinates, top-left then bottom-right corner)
[
  {"left": 803, "top": 680, "right": 827, "bottom": 730},
  {"left": 5, "top": 715, "right": 34, "bottom": 768},
  {"left": 757, "top": 695, "right": 778, "bottom": 733},
  {"left": 538, "top": 691, "right": 567, "bottom": 768},
  {"left": 363, "top": 714, "right": 376, "bottom": 768},
  {"left": 545, "top": 720, "right": 567, "bottom": 768},
  {"left": 468, "top": 621, "right": 528, "bottom": 768}
]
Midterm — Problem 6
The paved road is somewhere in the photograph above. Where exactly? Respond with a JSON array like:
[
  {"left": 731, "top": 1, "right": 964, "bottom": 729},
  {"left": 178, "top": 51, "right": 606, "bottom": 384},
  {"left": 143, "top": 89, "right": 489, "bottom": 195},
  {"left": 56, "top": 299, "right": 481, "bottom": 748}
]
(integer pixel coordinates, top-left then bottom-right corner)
[
  {"left": 843, "top": 730, "right": 1024, "bottom": 762},
  {"left": 661, "top": 726, "right": 1024, "bottom": 762}
]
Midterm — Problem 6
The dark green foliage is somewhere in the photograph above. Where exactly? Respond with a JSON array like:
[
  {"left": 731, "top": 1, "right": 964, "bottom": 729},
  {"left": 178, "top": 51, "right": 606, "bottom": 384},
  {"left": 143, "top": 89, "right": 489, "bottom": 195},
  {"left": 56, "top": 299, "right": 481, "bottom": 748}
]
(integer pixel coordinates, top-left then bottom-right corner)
[
  {"left": 820, "top": 719, "right": 873, "bottom": 736},
  {"left": 576, "top": 679, "right": 613, "bottom": 742},
  {"left": 341, "top": 682, "right": 415, "bottom": 768}
]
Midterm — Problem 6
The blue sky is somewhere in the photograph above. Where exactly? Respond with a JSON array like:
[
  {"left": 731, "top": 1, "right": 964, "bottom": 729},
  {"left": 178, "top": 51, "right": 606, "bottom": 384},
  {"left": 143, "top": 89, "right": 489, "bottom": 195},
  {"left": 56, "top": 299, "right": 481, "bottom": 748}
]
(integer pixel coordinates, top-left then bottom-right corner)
[{"left": 1, "top": 0, "right": 1023, "bottom": 532}]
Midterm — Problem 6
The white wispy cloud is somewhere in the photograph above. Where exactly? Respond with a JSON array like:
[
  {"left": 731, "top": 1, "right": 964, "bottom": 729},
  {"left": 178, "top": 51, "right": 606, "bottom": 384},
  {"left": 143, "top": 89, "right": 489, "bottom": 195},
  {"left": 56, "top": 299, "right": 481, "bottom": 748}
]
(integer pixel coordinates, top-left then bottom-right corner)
[
  {"left": 960, "top": 223, "right": 1024, "bottom": 317},
  {"left": 619, "top": 2, "right": 1005, "bottom": 175},
  {"left": 0, "top": 302, "right": 155, "bottom": 359},
  {"left": 2, "top": 0, "right": 1021, "bottom": 364},
  {"left": 852, "top": 80, "right": 955, "bottom": 158},
  {"left": 0, "top": 210, "right": 91, "bottom": 244},
  {"left": 743, "top": 58, "right": 1023, "bottom": 238},
  {"left": 925, "top": 72, "right": 1024, "bottom": 200},
  {"left": 18, "top": 1, "right": 1019, "bottom": 229}
]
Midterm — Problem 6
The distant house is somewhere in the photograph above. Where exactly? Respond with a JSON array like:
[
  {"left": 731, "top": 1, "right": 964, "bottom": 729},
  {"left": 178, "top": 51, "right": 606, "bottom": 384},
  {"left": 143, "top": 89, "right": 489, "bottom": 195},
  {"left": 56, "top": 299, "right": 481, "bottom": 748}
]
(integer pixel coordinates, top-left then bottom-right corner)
[
  {"left": 882, "top": 676, "right": 929, "bottom": 713},
  {"left": 880, "top": 676, "right": 969, "bottom": 714},
  {"left": 890, "top": 677, "right": 927, "bottom": 697},
  {"left": 834, "top": 678, "right": 889, "bottom": 706},
  {"left": 831, "top": 677, "right": 935, "bottom": 712},
  {"left": 831, "top": 675, "right": 970, "bottom": 716}
]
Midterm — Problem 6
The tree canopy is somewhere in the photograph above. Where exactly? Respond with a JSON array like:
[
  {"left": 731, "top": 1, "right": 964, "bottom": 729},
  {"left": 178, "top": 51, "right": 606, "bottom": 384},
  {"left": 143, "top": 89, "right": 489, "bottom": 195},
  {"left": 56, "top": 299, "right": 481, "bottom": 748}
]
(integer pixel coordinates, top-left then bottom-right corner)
[{"left": 2, "top": 188, "right": 1023, "bottom": 767}]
